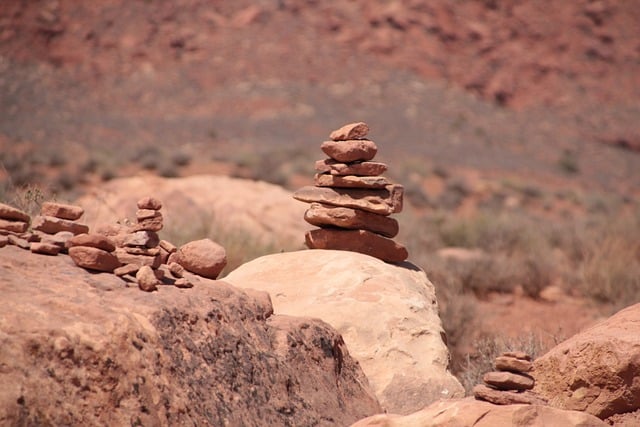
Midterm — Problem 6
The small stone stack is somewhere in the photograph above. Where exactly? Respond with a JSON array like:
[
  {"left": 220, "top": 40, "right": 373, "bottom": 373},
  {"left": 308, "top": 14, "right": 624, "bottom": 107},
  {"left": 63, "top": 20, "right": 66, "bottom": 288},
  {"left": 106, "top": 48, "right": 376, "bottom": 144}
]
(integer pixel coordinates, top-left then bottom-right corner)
[
  {"left": 0, "top": 203, "right": 31, "bottom": 249},
  {"left": 109, "top": 197, "right": 167, "bottom": 291},
  {"left": 293, "top": 122, "right": 408, "bottom": 263},
  {"left": 473, "top": 351, "right": 546, "bottom": 405},
  {"left": 31, "top": 202, "right": 89, "bottom": 255}
]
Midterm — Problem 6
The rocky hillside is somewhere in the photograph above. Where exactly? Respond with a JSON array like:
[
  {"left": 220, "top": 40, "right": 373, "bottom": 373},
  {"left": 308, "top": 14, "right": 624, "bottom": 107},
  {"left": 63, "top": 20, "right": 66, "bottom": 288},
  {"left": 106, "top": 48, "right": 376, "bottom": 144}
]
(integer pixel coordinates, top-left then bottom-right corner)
[{"left": 1, "top": 0, "right": 639, "bottom": 198}]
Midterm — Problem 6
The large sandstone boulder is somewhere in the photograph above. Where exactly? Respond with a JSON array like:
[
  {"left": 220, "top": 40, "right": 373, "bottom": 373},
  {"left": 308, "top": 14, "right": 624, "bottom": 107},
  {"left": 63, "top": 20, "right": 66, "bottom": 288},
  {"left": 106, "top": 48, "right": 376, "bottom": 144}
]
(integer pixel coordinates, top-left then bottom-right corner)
[
  {"left": 351, "top": 398, "right": 607, "bottom": 427},
  {"left": 0, "top": 245, "right": 381, "bottom": 426},
  {"left": 533, "top": 303, "right": 640, "bottom": 419},
  {"left": 224, "top": 249, "right": 464, "bottom": 414},
  {"left": 75, "top": 175, "right": 308, "bottom": 249}
]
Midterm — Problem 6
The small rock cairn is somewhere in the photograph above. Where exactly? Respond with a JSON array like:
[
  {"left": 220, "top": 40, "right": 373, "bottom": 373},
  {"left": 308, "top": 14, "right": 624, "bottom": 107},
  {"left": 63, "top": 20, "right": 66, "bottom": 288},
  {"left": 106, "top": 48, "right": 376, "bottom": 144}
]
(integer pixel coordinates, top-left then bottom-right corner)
[
  {"left": 473, "top": 351, "right": 546, "bottom": 405},
  {"left": 293, "top": 122, "right": 408, "bottom": 263},
  {"left": 0, "top": 197, "right": 227, "bottom": 292}
]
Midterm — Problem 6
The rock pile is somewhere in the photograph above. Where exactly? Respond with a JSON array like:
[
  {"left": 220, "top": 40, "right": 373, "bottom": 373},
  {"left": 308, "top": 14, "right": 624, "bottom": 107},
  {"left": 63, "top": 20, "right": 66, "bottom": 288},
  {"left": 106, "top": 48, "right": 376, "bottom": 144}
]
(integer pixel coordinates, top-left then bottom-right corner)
[
  {"left": 293, "top": 122, "right": 408, "bottom": 263},
  {"left": 0, "top": 201, "right": 89, "bottom": 256},
  {"left": 0, "top": 196, "right": 228, "bottom": 292},
  {"left": 473, "top": 351, "right": 546, "bottom": 405},
  {"left": 0, "top": 203, "right": 32, "bottom": 250}
]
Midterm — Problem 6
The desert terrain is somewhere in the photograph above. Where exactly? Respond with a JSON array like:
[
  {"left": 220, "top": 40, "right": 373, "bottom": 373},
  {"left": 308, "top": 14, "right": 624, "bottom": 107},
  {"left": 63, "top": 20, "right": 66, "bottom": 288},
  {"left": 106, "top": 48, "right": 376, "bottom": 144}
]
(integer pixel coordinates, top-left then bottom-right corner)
[{"left": 1, "top": 1, "right": 639, "bottom": 425}]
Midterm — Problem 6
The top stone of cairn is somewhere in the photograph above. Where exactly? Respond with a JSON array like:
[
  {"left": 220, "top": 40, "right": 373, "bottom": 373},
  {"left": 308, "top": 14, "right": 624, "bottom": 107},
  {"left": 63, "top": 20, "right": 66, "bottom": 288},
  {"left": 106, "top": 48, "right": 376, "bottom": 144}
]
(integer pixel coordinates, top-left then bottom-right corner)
[{"left": 329, "top": 122, "right": 369, "bottom": 141}]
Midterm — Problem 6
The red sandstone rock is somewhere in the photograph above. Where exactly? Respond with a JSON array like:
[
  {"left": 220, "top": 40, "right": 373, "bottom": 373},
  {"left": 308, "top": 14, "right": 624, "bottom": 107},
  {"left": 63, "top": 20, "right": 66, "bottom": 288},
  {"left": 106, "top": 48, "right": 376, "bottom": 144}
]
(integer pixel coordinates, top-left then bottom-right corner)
[
  {"left": 123, "top": 230, "right": 159, "bottom": 248},
  {"left": 495, "top": 355, "right": 533, "bottom": 373},
  {"left": 315, "top": 159, "right": 388, "bottom": 176},
  {"left": 66, "top": 233, "right": 116, "bottom": 252},
  {"left": 502, "top": 351, "right": 532, "bottom": 361},
  {"left": 131, "top": 214, "right": 163, "bottom": 232},
  {"left": 315, "top": 174, "right": 390, "bottom": 189},
  {"left": 136, "top": 196, "right": 162, "bottom": 210},
  {"left": 159, "top": 240, "right": 177, "bottom": 254},
  {"left": 174, "top": 278, "right": 193, "bottom": 288},
  {"left": 329, "top": 122, "right": 369, "bottom": 141},
  {"left": 8, "top": 235, "right": 30, "bottom": 250},
  {"left": 136, "top": 209, "right": 161, "bottom": 222},
  {"left": 483, "top": 371, "right": 534, "bottom": 391},
  {"left": 321, "top": 139, "right": 378, "bottom": 163},
  {"left": 294, "top": 185, "right": 403, "bottom": 215},
  {"left": 0, "top": 203, "right": 30, "bottom": 223},
  {"left": 172, "top": 239, "right": 227, "bottom": 279},
  {"left": 29, "top": 242, "right": 61, "bottom": 255},
  {"left": 168, "top": 262, "right": 185, "bottom": 278},
  {"left": 473, "top": 384, "right": 547, "bottom": 406},
  {"left": 0, "top": 219, "right": 28, "bottom": 233},
  {"left": 305, "top": 229, "right": 408, "bottom": 263},
  {"left": 136, "top": 265, "right": 159, "bottom": 292},
  {"left": 0, "top": 235, "right": 8, "bottom": 248},
  {"left": 533, "top": 303, "right": 640, "bottom": 419},
  {"left": 304, "top": 203, "right": 399, "bottom": 238},
  {"left": 123, "top": 247, "right": 160, "bottom": 256},
  {"left": 114, "top": 248, "right": 161, "bottom": 269},
  {"left": 114, "top": 263, "right": 140, "bottom": 277},
  {"left": 32, "top": 215, "right": 89, "bottom": 235},
  {"left": 40, "top": 202, "right": 84, "bottom": 220},
  {"left": 69, "top": 246, "right": 121, "bottom": 272}
]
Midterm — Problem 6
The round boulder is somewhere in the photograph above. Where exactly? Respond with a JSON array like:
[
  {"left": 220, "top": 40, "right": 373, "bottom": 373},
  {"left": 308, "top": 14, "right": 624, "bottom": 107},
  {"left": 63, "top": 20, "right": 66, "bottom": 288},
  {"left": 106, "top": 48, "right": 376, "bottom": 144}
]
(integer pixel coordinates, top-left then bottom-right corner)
[{"left": 172, "top": 238, "right": 227, "bottom": 279}]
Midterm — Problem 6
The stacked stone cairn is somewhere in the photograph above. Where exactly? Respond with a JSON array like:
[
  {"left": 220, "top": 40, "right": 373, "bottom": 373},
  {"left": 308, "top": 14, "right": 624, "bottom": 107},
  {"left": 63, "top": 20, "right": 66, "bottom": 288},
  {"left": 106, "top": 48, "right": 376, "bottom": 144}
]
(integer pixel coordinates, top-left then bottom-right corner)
[
  {"left": 293, "top": 122, "right": 408, "bottom": 263},
  {"left": 473, "top": 351, "right": 546, "bottom": 405},
  {"left": 0, "top": 196, "right": 227, "bottom": 292}
]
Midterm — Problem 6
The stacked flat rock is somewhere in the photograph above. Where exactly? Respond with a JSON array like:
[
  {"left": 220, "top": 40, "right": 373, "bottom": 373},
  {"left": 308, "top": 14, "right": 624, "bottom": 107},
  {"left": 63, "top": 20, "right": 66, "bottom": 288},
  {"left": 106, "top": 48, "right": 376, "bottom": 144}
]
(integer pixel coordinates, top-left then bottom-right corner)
[
  {"left": 473, "top": 351, "right": 546, "bottom": 405},
  {"left": 31, "top": 202, "right": 89, "bottom": 255},
  {"left": 293, "top": 122, "right": 408, "bottom": 263},
  {"left": 0, "top": 203, "right": 35, "bottom": 251}
]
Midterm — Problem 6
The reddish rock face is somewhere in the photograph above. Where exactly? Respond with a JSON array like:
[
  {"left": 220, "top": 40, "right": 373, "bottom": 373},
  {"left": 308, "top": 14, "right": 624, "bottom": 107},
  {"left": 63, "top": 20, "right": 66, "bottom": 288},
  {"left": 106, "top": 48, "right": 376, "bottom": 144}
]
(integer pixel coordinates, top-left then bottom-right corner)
[
  {"left": 305, "top": 229, "right": 408, "bottom": 263},
  {"left": 40, "top": 202, "right": 84, "bottom": 221},
  {"left": 172, "top": 238, "right": 227, "bottom": 279},
  {"left": 0, "top": 245, "right": 381, "bottom": 426},
  {"left": 533, "top": 303, "right": 640, "bottom": 419}
]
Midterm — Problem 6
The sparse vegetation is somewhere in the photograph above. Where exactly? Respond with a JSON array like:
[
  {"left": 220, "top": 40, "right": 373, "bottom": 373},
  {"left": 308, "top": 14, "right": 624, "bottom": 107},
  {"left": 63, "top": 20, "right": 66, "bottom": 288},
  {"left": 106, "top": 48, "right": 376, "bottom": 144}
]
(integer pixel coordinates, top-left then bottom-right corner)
[{"left": 457, "top": 333, "right": 547, "bottom": 394}]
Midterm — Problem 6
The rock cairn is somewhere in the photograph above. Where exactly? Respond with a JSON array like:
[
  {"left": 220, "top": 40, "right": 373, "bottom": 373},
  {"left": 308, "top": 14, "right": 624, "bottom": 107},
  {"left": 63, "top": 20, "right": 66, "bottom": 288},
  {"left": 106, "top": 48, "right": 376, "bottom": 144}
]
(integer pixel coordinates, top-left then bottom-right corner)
[
  {"left": 473, "top": 351, "right": 546, "bottom": 405},
  {"left": 0, "top": 197, "right": 228, "bottom": 292},
  {"left": 293, "top": 122, "right": 408, "bottom": 263}
]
